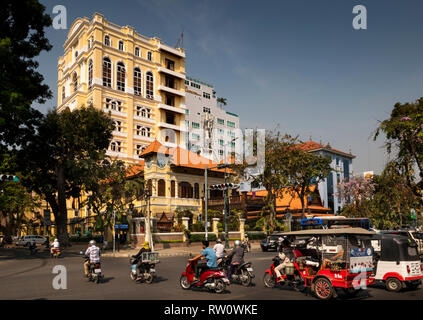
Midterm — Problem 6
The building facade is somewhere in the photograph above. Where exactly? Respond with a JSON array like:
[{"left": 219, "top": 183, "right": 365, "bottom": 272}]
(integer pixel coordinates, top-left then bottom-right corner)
[
  {"left": 57, "top": 13, "right": 187, "bottom": 163},
  {"left": 300, "top": 141, "right": 355, "bottom": 213},
  {"left": 184, "top": 77, "right": 240, "bottom": 161}
]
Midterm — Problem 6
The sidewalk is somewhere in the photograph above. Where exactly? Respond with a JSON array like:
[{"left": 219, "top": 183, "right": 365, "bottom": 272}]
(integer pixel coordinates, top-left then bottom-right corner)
[{"left": 102, "top": 242, "right": 262, "bottom": 258}]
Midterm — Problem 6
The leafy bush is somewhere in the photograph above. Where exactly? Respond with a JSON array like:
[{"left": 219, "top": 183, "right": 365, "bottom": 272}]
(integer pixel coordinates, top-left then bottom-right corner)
[
  {"left": 189, "top": 233, "right": 217, "bottom": 242},
  {"left": 247, "top": 232, "right": 266, "bottom": 240},
  {"left": 190, "top": 221, "right": 203, "bottom": 232},
  {"left": 69, "top": 235, "right": 102, "bottom": 243}
]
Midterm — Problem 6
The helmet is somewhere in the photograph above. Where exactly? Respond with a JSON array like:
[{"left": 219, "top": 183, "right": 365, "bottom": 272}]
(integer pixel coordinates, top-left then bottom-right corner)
[
  {"left": 89, "top": 240, "right": 96, "bottom": 246},
  {"left": 54, "top": 239, "right": 58, "bottom": 242},
  {"left": 234, "top": 240, "right": 241, "bottom": 247},
  {"left": 217, "top": 238, "right": 222, "bottom": 243}
]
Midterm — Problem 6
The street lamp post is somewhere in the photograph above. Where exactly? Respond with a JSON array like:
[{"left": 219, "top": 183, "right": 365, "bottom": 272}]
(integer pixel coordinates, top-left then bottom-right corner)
[
  {"left": 112, "top": 211, "right": 116, "bottom": 255},
  {"left": 205, "top": 165, "right": 208, "bottom": 241}
]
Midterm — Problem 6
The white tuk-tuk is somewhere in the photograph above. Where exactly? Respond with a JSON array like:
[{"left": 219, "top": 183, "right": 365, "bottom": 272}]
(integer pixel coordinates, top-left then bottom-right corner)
[{"left": 372, "top": 233, "right": 423, "bottom": 292}]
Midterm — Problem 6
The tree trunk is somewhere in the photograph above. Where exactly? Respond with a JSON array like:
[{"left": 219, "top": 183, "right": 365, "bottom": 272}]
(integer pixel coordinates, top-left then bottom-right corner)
[{"left": 52, "top": 164, "right": 69, "bottom": 246}]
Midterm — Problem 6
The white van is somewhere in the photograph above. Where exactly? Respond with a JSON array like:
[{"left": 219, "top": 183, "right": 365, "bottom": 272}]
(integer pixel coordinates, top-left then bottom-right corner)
[{"left": 17, "top": 235, "right": 47, "bottom": 246}]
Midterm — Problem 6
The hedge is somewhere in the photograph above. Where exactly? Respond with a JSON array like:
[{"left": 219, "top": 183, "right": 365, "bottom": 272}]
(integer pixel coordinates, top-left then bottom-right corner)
[
  {"left": 247, "top": 232, "right": 266, "bottom": 240},
  {"left": 69, "top": 235, "right": 103, "bottom": 243},
  {"left": 155, "top": 239, "right": 184, "bottom": 244},
  {"left": 189, "top": 233, "right": 217, "bottom": 242}
]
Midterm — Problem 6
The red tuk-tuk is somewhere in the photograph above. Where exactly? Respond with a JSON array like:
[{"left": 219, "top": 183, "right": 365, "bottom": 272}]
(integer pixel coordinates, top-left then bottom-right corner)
[{"left": 263, "top": 228, "right": 376, "bottom": 300}]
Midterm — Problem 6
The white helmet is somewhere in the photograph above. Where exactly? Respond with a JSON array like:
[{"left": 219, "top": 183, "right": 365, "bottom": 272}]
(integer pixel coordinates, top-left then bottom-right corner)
[
  {"left": 89, "top": 240, "right": 96, "bottom": 246},
  {"left": 217, "top": 238, "right": 222, "bottom": 243},
  {"left": 54, "top": 239, "right": 58, "bottom": 242},
  {"left": 234, "top": 240, "right": 241, "bottom": 247}
]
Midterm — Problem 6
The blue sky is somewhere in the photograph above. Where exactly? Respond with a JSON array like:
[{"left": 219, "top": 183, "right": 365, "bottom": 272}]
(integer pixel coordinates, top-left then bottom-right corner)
[{"left": 35, "top": 0, "right": 423, "bottom": 174}]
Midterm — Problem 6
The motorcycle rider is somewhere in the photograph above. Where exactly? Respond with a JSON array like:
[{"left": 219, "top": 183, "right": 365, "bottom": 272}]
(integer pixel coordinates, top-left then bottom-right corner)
[
  {"left": 274, "top": 238, "right": 294, "bottom": 282},
  {"left": 84, "top": 240, "right": 101, "bottom": 277},
  {"left": 50, "top": 238, "right": 60, "bottom": 255},
  {"left": 189, "top": 240, "right": 217, "bottom": 281},
  {"left": 226, "top": 240, "right": 245, "bottom": 284},
  {"left": 213, "top": 238, "right": 225, "bottom": 262},
  {"left": 28, "top": 240, "right": 37, "bottom": 254},
  {"left": 131, "top": 241, "right": 151, "bottom": 280}
]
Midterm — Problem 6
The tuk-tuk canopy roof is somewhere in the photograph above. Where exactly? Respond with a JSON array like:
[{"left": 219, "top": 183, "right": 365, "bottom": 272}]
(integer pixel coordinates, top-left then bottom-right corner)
[{"left": 280, "top": 228, "right": 376, "bottom": 236}]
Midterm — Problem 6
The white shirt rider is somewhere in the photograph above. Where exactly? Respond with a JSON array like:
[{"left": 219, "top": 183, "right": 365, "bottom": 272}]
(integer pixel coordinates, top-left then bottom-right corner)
[
  {"left": 85, "top": 244, "right": 101, "bottom": 263},
  {"left": 213, "top": 241, "right": 225, "bottom": 258},
  {"left": 53, "top": 239, "right": 60, "bottom": 248}
]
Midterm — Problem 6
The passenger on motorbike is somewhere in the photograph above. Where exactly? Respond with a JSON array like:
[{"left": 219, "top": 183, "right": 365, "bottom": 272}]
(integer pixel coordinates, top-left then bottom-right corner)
[
  {"left": 50, "top": 238, "right": 60, "bottom": 255},
  {"left": 213, "top": 239, "right": 225, "bottom": 261},
  {"left": 189, "top": 240, "right": 217, "bottom": 281},
  {"left": 131, "top": 241, "right": 151, "bottom": 280},
  {"left": 274, "top": 239, "right": 294, "bottom": 282},
  {"left": 84, "top": 240, "right": 101, "bottom": 277},
  {"left": 226, "top": 240, "right": 245, "bottom": 284}
]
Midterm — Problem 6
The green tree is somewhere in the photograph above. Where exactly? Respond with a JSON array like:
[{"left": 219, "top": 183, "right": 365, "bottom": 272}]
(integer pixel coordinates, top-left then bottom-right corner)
[
  {"left": 236, "top": 131, "right": 298, "bottom": 233},
  {"left": 374, "top": 98, "right": 423, "bottom": 194},
  {"left": 18, "top": 106, "right": 115, "bottom": 245},
  {"left": 217, "top": 97, "right": 227, "bottom": 108},
  {"left": 84, "top": 160, "right": 144, "bottom": 247},
  {"left": 0, "top": 0, "right": 52, "bottom": 152},
  {"left": 286, "top": 149, "right": 332, "bottom": 218}
]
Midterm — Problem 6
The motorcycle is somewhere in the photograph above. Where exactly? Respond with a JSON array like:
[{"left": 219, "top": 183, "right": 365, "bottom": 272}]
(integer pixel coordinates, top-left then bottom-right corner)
[
  {"left": 180, "top": 257, "right": 230, "bottom": 293},
  {"left": 241, "top": 241, "right": 251, "bottom": 253},
  {"left": 29, "top": 242, "right": 38, "bottom": 255},
  {"left": 263, "top": 256, "right": 306, "bottom": 292},
  {"left": 51, "top": 248, "right": 62, "bottom": 258},
  {"left": 84, "top": 256, "right": 103, "bottom": 284},
  {"left": 218, "top": 256, "right": 254, "bottom": 286},
  {"left": 130, "top": 257, "right": 156, "bottom": 284}
]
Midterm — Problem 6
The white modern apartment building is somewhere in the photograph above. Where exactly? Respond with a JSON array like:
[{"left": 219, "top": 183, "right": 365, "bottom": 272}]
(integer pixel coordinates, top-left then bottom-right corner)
[{"left": 184, "top": 76, "right": 240, "bottom": 161}]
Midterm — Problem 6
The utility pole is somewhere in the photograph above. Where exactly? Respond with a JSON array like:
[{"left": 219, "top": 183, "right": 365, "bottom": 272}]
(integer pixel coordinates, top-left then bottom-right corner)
[
  {"left": 112, "top": 211, "right": 116, "bottom": 255},
  {"left": 204, "top": 165, "right": 208, "bottom": 241},
  {"left": 224, "top": 165, "right": 230, "bottom": 249}
]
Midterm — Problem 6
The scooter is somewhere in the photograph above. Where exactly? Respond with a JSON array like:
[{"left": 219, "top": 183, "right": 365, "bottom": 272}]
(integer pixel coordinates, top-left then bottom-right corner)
[
  {"left": 84, "top": 256, "right": 103, "bottom": 284},
  {"left": 29, "top": 242, "right": 38, "bottom": 255},
  {"left": 218, "top": 256, "right": 255, "bottom": 286},
  {"left": 263, "top": 256, "right": 306, "bottom": 292},
  {"left": 51, "top": 248, "right": 62, "bottom": 258},
  {"left": 180, "top": 257, "right": 229, "bottom": 293},
  {"left": 130, "top": 257, "right": 156, "bottom": 284}
]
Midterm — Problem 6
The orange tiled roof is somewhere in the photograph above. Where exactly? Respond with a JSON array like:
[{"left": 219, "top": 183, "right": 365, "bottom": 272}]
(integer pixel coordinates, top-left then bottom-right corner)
[
  {"left": 246, "top": 186, "right": 330, "bottom": 212},
  {"left": 140, "top": 140, "right": 228, "bottom": 173},
  {"left": 126, "top": 160, "right": 144, "bottom": 177},
  {"left": 298, "top": 141, "right": 355, "bottom": 159}
]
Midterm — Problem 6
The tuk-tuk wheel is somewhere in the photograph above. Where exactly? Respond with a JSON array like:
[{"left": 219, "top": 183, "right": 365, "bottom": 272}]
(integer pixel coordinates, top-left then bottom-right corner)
[
  {"left": 314, "top": 278, "right": 333, "bottom": 300},
  {"left": 385, "top": 278, "right": 402, "bottom": 292}
]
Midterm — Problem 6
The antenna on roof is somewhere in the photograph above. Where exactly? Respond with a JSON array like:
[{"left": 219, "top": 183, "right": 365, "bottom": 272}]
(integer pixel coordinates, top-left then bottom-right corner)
[{"left": 175, "top": 28, "right": 184, "bottom": 48}]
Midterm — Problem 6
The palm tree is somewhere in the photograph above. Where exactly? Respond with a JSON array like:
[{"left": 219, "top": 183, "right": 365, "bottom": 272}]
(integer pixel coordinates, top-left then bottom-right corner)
[{"left": 217, "top": 97, "right": 227, "bottom": 108}]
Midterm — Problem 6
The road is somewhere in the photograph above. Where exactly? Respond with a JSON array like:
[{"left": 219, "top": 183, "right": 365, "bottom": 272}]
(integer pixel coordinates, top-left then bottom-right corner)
[{"left": 1, "top": 246, "right": 423, "bottom": 300}]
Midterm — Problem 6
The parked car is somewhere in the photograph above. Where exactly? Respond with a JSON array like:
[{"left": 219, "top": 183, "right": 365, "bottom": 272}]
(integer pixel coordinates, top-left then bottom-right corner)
[
  {"left": 16, "top": 235, "right": 47, "bottom": 246},
  {"left": 261, "top": 235, "right": 283, "bottom": 252}
]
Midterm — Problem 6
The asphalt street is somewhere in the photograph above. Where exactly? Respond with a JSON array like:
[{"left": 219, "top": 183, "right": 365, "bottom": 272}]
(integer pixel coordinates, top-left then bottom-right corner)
[{"left": 1, "top": 247, "right": 423, "bottom": 300}]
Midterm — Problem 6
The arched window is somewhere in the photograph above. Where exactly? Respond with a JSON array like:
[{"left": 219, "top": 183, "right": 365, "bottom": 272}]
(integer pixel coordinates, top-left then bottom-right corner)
[
  {"left": 194, "top": 183, "right": 199, "bottom": 199},
  {"left": 104, "top": 35, "right": 110, "bottom": 46},
  {"left": 147, "top": 51, "right": 152, "bottom": 61},
  {"left": 178, "top": 182, "right": 193, "bottom": 199},
  {"left": 102, "top": 57, "right": 111, "bottom": 87},
  {"left": 134, "top": 47, "right": 140, "bottom": 57},
  {"left": 62, "top": 86, "right": 65, "bottom": 101},
  {"left": 110, "top": 141, "right": 116, "bottom": 151},
  {"left": 72, "top": 73, "right": 78, "bottom": 93},
  {"left": 118, "top": 40, "right": 124, "bottom": 51},
  {"left": 146, "top": 71, "right": 153, "bottom": 99},
  {"left": 116, "top": 62, "right": 125, "bottom": 91},
  {"left": 158, "top": 179, "right": 166, "bottom": 197},
  {"left": 88, "top": 59, "right": 93, "bottom": 87},
  {"left": 171, "top": 180, "right": 175, "bottom": 197},
  {"left": 134, "top": 67, "right": 142, "bottom": 96}
]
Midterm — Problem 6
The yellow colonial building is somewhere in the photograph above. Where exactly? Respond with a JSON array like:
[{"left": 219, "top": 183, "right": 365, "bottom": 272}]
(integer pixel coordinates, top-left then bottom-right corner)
[
  {"left": 20, "top": 14, "right": 232, "bottom": 242},
  {"left": 58, "top": 13, "right": 187, "bottom": 162}
]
